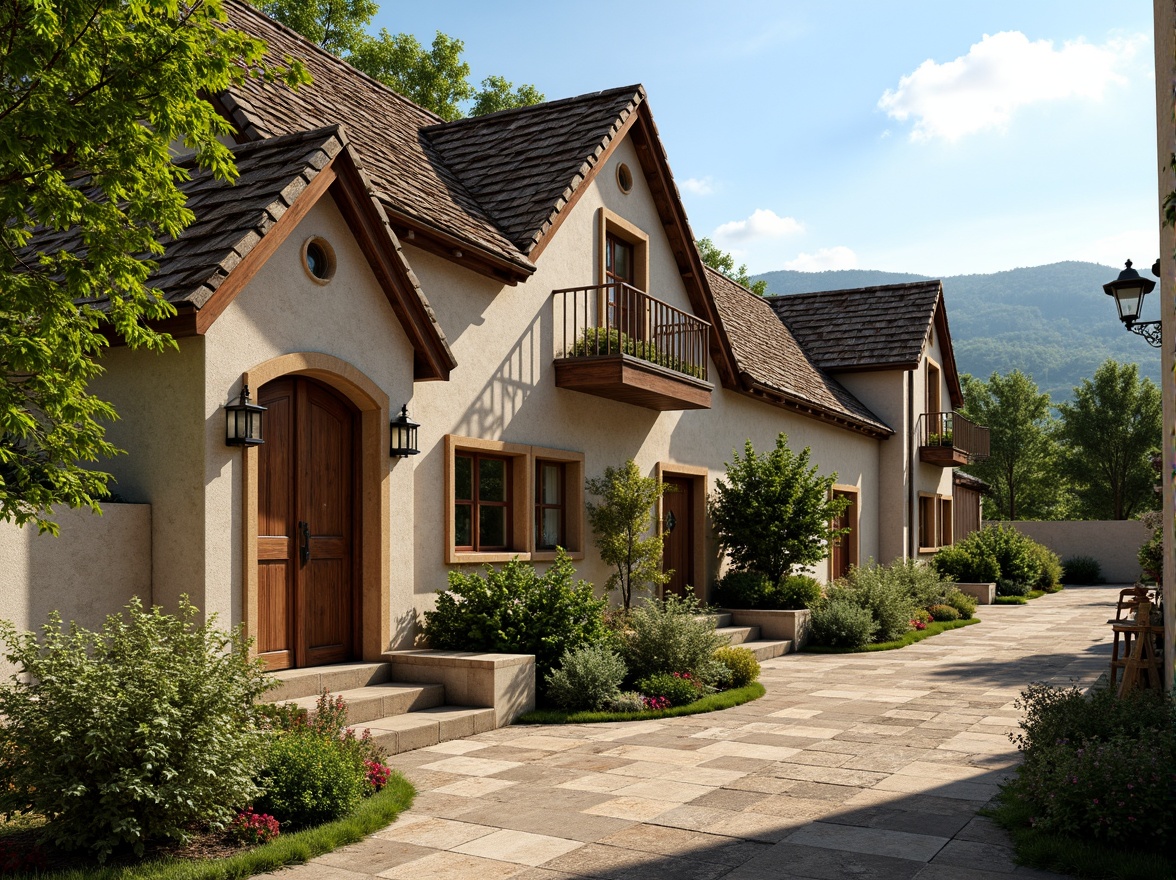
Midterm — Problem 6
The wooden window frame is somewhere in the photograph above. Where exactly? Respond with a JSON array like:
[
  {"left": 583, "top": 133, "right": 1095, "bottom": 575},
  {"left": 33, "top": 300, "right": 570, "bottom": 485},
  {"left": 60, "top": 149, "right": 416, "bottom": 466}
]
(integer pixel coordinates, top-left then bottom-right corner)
[
  {"left": 828, "top": 484, "right": 860, "bottom": 580},
  {"left": 937, "top": 496, "right": 954, "bottom": 547},
  {"left": 454, "top": 452, "right": 513, "bottom": 553},
  {"left": 925, "top": 356, "right": 942, "bottom": 417},
  {"left": 918, "top": 492, "right": 938, "bottom": 553},
  {"left": 534, "top": 459, "right": 567, "bottom": 551}
]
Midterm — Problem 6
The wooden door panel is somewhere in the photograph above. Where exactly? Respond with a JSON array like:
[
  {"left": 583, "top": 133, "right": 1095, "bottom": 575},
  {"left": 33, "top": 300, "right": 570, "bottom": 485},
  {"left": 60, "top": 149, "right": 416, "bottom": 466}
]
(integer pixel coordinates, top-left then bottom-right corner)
[
  {"left": 303, "top": 558, "right": 349, "bottom": 664},
  {"left": 257, "top": 560, "right": 292, "bottom": 668},
  {"left": 258, "top": 383, "right": 294, "bottom": 540},
  {"left": 662, "top": 477, "right": 693, "bottom": 598}
]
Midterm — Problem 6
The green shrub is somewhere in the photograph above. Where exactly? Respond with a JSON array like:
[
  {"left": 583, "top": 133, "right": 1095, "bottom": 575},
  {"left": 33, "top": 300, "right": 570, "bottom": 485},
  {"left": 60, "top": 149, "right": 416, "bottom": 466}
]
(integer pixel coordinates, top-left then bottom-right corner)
[
  {"left": 997, "top": 577, "right": 1030, "bottom": 597},
  {"left": 713, "top": 646, "right": 760, "bottom": 687},
  {"left": 544, "top": 645, "right": 627, "bottom": 711},
  {"left": 772, "top": 574, "right": 822, "bottom": 609},
  {"left": 712, "top": 570, "right": 771, "bottom": 608},
  {"left": 635, "top": 671, "right": 704, "bottom": 706},
  {"left": 912, "top": 608, "right": 933, "bottom": 625},
  {"left": 0, "top": 598, "right": 271, "bottom": 861},
  {"left": 808, "top": 597, "right": 878, "bottom": 648},
  {"left": 927, "top": 603, "right": 960, "bottom": 622},
  {"left": 1060, "top": 555, "right": 1103, "bottom": 585},
  {"left": 831, "top": 561, "right": 916, "bottom": 641},
  {"left": 254, "top": 729, "right": 366, "bottom": 829},
  {"left": 605, "top": 691, "right": 646, "bottom": 713},
  {"left": 945, "top": 590, "right": 977, "bottom": 620},
  {"left": 422, "top": 549, "right": 607, "bottom": 682},
  {"left": 1137, "top": 511, "right": 1163, "bottom": 584},
  {"left": 933, "top": 542, "right": 1000, "bottom": 584},
  {"left": 698, "top": 656, "right": 735, "bottom": 690},
  {"left": 971, "top": 525, "right": 1042, "bottom": 590},
  {"left": 1028, "top": 542, "right": 1062, "bottom": 590},
  {"left": 619, "top": 594, "right": 727, "bottom": 681}
]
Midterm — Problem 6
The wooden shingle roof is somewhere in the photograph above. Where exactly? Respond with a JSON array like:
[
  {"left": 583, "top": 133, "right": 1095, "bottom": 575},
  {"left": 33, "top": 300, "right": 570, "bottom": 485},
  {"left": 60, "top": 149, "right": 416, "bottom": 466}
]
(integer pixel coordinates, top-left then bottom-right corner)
[{"left": 706, "top": 268, "right": 891, "bottom": 437}]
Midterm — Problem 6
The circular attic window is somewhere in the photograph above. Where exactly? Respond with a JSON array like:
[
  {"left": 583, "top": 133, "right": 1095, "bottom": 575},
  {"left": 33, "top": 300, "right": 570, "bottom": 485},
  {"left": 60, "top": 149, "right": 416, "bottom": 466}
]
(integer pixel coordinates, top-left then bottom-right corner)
[
  {"left": 302, "top": 236, "right": 336, "bottom": 284},
  {"left": 616, "top": 163, "right": 633, "bottom": 194}
]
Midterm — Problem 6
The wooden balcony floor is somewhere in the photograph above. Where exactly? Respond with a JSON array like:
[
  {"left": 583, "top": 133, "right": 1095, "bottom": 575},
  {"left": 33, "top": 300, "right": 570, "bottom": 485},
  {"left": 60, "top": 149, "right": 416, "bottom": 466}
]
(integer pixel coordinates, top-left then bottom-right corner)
[{"left": 554, "top": 353, "right": 712, "bottom": 411}]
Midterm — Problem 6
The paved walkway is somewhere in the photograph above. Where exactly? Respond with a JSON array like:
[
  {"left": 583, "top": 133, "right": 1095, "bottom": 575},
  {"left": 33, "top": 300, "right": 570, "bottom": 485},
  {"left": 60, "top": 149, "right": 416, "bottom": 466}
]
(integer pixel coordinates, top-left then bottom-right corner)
[{"left": 268, "top": 585, "right": 1117, "bottom": 880}]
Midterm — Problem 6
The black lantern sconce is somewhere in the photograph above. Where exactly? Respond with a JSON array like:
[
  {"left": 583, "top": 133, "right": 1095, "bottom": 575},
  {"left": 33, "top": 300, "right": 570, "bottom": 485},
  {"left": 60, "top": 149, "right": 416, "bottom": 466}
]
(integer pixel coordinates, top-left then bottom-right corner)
[
  {"left": 389, "top": 404, "right": 420, "bottom": 457},
  {"left": 1103, "top": 259, "right": 1161, "bottom": 348},
  {"left": 224, "top": 384, "right": 266, "bottom": 447}
]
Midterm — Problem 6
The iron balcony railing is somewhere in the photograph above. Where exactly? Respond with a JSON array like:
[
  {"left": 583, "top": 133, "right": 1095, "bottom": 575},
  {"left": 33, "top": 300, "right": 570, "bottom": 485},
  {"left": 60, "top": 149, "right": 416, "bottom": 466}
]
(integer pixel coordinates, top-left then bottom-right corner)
[
  {"left": 920, "top": 411, "right": 990, "bottom": 462},
  {"left": 552, "top": 282, "right": 710, "bottom": 382}
]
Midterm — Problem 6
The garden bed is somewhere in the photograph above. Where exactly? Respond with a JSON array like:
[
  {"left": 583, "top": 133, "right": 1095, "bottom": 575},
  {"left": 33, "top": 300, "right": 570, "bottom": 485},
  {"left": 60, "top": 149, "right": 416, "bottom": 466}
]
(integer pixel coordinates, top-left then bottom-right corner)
[
  {"left": 994, "top": 584, "right": 1063, "bottom": 605},
  {"left": 803, "top": 618, "right": 979, "bottom": 653},
  {"left": 0, "top": 774, "right": 414, "bottom": 879},
  {"left": 516, "top": 682, "right": 765, "bottom": 724}
]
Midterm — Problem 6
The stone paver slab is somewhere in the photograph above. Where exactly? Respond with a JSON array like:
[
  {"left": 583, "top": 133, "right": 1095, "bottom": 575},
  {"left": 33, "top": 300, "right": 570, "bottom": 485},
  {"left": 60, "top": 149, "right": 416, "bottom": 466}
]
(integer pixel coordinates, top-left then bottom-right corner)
[{"left": 451, "top": 829, "right": 584, "bottom": 866}]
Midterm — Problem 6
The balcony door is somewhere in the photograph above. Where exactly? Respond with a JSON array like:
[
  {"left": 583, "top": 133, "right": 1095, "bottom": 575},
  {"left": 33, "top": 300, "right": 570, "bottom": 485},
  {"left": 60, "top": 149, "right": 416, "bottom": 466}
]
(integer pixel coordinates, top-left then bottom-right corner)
[
  {"left": 606, "top": 233, "right": 637, "bottom": 338},
  {"left": 256, "top": 377, "right": 358, "bottom": 670}
]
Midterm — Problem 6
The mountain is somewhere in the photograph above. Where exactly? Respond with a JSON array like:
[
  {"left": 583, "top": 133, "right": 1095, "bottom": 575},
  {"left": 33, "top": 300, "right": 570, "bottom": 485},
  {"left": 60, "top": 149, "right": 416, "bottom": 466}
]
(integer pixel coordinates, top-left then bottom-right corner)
[{"left": 752, "top": 262, "right": 1163, "bottom": 402}]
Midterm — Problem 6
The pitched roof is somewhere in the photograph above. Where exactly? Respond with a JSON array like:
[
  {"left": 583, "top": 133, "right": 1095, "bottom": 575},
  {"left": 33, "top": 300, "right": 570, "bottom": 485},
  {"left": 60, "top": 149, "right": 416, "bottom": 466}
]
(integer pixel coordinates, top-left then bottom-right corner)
[
  {"left": 705, "top": 268, "right": 891, "bottom": 437},
  {"left": 422, "top": 86, "right": 644, "bottom": 256}
]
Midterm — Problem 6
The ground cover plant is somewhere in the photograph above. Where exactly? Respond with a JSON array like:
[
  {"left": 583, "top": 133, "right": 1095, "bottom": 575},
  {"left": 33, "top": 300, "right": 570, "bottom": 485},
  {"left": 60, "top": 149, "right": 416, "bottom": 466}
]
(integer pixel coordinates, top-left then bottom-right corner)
[
  {"left": 804, "top": 618, "right": 978, "bottom": 653},
  {"left": 989, "top": 683, "right": 1176, "bottom": 879}
]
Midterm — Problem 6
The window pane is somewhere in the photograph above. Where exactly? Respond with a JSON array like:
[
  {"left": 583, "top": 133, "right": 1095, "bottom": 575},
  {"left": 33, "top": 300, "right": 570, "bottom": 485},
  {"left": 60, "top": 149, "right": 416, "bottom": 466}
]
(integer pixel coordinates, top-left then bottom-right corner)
[
  {"left": 455, "top": 455, "right": 473, "bottom": 500},
  {"left": 539, "top": 508, "right": 562, "bottom": 549},
  {"left": 540, "top": 463, "right": 562, "bottom": 505},
  {"left": 479, "top": 506, "right": 506, "bottom": 548},
  {"left": 479, "top": 458, "right": 506, "bottom": 502},
  {"left": 455, "top": 504, "right": 472, "bottom": 547}
]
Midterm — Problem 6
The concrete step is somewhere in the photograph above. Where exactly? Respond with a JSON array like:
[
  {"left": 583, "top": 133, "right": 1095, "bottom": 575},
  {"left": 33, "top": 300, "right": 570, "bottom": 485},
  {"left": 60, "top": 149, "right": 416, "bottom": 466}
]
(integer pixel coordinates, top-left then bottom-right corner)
[
  {"left": 699, "top": 612, "right": 733, "bottom": 628},
  {"left": 359, "top": 706, "right": 497, "bottom": 755},
  {"left": 288, "top": 681, "right": 445, "bottom": 724},
  {"left": 715, "top": 624, "right": 760, "bottom": 646},
  {"left": 742, "top": 639, "right": 794, "bottom": 661},
  {"left": 265, "top": 661, "right": 393, "bottom": 702}
]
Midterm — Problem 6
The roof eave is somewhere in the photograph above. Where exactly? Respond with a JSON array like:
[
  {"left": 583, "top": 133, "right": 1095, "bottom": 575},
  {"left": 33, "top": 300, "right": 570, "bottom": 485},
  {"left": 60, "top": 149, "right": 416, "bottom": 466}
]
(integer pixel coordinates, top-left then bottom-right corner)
[{"left": 737, "top": 374, "right": 893, "bottom": 439}]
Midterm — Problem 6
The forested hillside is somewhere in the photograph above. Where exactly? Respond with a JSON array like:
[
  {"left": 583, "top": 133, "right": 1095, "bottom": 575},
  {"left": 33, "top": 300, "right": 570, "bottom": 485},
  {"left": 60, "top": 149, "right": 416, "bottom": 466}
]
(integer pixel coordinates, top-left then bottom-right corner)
[{"left": 753, "top": 262, "right": 1162, "bottom": 401}]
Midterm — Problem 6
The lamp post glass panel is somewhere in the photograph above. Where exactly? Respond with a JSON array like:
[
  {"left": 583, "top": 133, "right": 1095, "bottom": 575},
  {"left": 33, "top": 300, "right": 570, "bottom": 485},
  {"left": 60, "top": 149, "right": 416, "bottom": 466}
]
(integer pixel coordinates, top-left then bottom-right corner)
[
  {"left": 1103, "top": 260, "right": 1161, "bottom": 347},
  {"left": 225, "top": 385, "right": 265, "bottom": 446},
  {"left": 390, "top": 405, "right": 420, "bottom": 457}
]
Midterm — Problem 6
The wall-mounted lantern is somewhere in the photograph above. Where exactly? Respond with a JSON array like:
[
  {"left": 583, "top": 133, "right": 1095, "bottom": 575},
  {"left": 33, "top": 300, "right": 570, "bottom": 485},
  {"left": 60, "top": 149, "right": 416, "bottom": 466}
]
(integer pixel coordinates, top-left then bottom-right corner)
[
  {"left": 224, "top": 384, "right": 266, "bottom": 446},
  {"left": 1103, "top": 259, "right": 1161, "bottom": 348},
  {"left": 389, "top": 404, "right": 420, "bottom": 457}
]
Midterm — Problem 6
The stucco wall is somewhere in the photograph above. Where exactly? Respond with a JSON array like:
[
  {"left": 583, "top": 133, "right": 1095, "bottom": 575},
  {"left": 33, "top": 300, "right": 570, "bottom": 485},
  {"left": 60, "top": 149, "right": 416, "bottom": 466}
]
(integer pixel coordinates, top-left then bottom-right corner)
[
  {"left": 1004, "top": 520, "right": 1150, "bottom": 583},
  {"left": 407, "top": 136, "right": 881, "bottom": 618},
  {"left": 0, "top": 504, "right": 151, "bottom": 678}
]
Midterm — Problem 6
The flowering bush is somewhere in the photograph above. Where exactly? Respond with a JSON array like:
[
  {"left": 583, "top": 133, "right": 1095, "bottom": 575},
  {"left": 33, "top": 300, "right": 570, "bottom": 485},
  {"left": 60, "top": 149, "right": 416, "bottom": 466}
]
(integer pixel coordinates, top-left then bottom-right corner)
[
  {"left": 642, "top": 695, "right": 671, "bottom": 711},
  {"left": 927, "top": 603, "right": 960, "bottom": 622},
  {"left": 635, "top": 671, "right": 703, "bottom": 707},
  {"left": 0, "top": 840, "right": 46, "bottom": 872},
  {"left": 228, "top": 810, "right": 280, "bottom": 846},
  {"left": 365, "top": 759, "right": 392, "bottom": 792},
  {"left": 909, "top": 618, "right": 927, "bottom": 631}
]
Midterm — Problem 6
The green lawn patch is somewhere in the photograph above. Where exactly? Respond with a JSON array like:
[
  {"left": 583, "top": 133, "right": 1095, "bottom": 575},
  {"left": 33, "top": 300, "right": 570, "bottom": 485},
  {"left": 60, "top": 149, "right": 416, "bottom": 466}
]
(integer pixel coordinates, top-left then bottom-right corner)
[
  {"left": 803, "top": 618, "right": 979, "bottom": 653},
  {"left": 516, "top": 682, "right": 765, "bottom": 725},
  {"left": 994, "top": 595, "right": 1029, "bottom": 605},
  {"left": 985, "top": 782, "right": 1176, "bottom": 880},
  {"left": 2, "top": 774, "right": 414, "bottom": 880}
]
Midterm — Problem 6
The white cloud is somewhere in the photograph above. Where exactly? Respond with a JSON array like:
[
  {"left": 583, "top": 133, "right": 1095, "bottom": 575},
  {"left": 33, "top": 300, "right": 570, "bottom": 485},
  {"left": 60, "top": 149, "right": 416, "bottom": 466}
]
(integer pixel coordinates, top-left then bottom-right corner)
[
  {"left": 878, "top": 31, "right": 1144, "bottom": 142},
  {"left": 784, "top": 246, "right": 859, "bottom": 272},
  {"left": 681, "top": 176, "right": 716, "bottom": 196},
  {"left": 713, "top": 209, "right": 804, "bottom": 243}
]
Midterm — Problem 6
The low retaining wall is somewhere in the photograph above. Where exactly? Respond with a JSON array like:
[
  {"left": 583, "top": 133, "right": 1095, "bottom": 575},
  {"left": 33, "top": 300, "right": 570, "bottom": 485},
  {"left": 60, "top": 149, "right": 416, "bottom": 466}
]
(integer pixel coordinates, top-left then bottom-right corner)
[
  {"left": 956, "top": 583, "right": 996, "bottom": 605},
  {"left": 1002, "top": 520, "right": 1150, "bottom": 584},
  {"left": 724, "top": 608, "right": 811, "bottom": 648},
  {"left": 384, "top": 649, "right": 536, "bottom": 727},
  {"left": 0, "top": 504, "right": 152, "bottom": 678}
]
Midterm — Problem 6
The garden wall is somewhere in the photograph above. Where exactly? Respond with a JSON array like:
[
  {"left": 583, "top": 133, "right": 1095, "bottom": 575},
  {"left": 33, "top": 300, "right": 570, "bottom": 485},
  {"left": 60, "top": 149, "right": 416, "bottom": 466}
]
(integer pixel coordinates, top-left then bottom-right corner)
[
  {"left": 1002, "top": 520, "right": 1150, "bottom": 584},
  {"left": 0, "top": 503, "right": 152, "bottom": 677}
]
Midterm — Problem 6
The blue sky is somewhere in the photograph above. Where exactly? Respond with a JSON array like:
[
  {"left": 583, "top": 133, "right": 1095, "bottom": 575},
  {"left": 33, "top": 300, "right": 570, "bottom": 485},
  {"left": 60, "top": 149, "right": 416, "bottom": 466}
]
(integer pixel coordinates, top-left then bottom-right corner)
[{"left": 377, "top": 1, "right": 1158, "bottom": 278}]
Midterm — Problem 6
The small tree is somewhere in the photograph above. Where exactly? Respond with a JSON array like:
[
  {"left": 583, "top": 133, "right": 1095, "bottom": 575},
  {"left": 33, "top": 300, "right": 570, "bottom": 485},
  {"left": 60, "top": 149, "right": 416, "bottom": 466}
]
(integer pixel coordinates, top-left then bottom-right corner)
[
  {"left": 585, "top": 460, "right": 670, "bottom": 611},
  {"left": 710, "top": 434, "right": 849, "bottom": 583}
]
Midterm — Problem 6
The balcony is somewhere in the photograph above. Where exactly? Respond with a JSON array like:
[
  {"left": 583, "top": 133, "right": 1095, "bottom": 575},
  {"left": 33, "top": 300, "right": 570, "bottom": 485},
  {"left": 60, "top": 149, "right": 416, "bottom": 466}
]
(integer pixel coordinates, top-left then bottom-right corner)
[
  {"left": 552, "top": 283, "right": 713, "bottom": 411},
  {"left": 919, "top": 411, "right": 990, "bottom": 466}
]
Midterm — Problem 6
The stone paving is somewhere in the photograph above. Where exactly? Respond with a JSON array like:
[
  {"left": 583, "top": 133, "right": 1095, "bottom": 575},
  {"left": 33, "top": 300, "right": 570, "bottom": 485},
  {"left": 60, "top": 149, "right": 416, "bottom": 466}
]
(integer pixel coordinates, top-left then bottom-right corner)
[{"left": 264, "top": 584, "right": 1118, "bottom": 880}]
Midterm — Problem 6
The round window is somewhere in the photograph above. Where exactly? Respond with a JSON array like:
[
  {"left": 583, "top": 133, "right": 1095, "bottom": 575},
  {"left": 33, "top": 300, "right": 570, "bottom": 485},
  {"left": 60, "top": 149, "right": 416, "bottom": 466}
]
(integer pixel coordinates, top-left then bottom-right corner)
[
  {"left": 301, "top": 237, "right": 336, "bottom": 284},
  {"left": 617, "top": 163, "right": 633, "bottom": 194}
]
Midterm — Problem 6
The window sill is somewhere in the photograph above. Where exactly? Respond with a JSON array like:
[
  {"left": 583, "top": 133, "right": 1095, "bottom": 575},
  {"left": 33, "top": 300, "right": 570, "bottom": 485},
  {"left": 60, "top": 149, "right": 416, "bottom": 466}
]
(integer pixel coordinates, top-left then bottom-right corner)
[
  {"left": 447, "top": 550, "right": 529, "bottom": 565},
  {"left": 530, "top": 550, "right": 584, "bottom": 562}
]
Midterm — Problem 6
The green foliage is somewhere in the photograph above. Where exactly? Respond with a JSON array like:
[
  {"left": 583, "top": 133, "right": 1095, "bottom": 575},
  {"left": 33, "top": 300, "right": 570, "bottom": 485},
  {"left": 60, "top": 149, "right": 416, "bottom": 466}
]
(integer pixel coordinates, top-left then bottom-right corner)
[
  {"left": 805, "top": 618, "right": 978, "bottom": 653},
  {"left": 1060, "top": 555, "right": 1103, "bottom": 585},
  {"left": 712, "top": 646, "right": 760, "bottom": 687},
  {"left": 1055, "top": 360, "right": 1162, "bottom": 520},
  {"left": 970, "top": 525, "right": 1043, "bottom": 589},
  {"left": 635, "top": 671, "right": 704, "bottom": 707},
  {"left": 0, "top": 0, "right": 306, "bottom": 532},
  {"left": 960, "top": 370, "right": 1062, "bottom": 520},
  {"left": 544, "top": 645, "right": 626, "bottom": 712},
  {"left": 933, "top": 542, "right": 1000, "bottom": 584},
  {"left": 567, "top": 327, "right": 705, "bottom": 379},
  {"left": 871, "top": 558, "right": 956, "bottom": 610},
  {"left": 1137, "top": 511, "right": 1163, "bottom": 584},
  {"left": 605, "top": 691, "right": 647, "bottom": 713},
  {"left": 927, "top": 603, "right": 960, "bottom": 622},
  {"left": 945, "top": 591, "right": 977, "bottom": 620},
  {"left": 807, "top": 598, "right": 878, "bottom": 648},
  {"left": 0, "top": 598, "right": 271, "bottom": 860},
  {"left": 518, "top": 682, "right": 765, "bottom": 724},
  {"left": 696, "top": 238, "right": 768, "bottom": 295},
  {"left": 997, "top": 577, "right": 1030, "bottom": 598},
  {"left": 254, "top": 730, "right": 366, "bottom": 829},
  {"left": 585, "top": 461, "right": 670, "bottom": 611},
  {"left": 830, "top": 561, "right": 918, "bottom": 641},
  {"left": 1028, "top": 542, "right": 1062, "bottom": 590},
  {"left": 712, "top": 570, "right": 771, "bottom": 608},
  {"left": 422, "top": 549, "right": 607, "bottom": 680},
  {"left": 709, "top": 434, "right": 849, "bottom": 583},
  {"left": 619, "top": 594, "right": 727, "bottom": 681},
  {"left": 1009, "top": 684, "right": 1176, "bottom": 848},
  {"left": 256, "top": 0, "right": 542, "bottom": 120},
  {"left": 775, "top": 574, "right": 822, "bottom": 610}
]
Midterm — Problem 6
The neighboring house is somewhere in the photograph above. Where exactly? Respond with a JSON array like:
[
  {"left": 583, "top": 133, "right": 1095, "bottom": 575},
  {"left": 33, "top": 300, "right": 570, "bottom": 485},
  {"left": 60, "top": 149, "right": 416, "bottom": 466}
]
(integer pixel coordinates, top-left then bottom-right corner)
[{"left": 1, "top": 1, "right": 987, "bottom": 673}]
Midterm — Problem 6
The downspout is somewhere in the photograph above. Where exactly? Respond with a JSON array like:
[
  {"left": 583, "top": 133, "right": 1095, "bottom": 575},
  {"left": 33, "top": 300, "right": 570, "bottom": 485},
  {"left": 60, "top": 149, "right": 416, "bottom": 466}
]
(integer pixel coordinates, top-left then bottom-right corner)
[{"left": 908, "top": 368, "right": 916, "bottom": 560}]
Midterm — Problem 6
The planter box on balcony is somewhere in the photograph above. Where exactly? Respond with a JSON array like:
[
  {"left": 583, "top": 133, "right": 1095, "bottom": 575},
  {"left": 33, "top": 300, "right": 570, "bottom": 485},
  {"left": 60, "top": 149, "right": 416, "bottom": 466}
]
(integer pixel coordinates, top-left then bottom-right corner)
[
  {"left": 955, "top": 582, "right": 996, "bottom": 605},
  {"left": 723, "top": 608, "right": 811, "bottom": 648}
]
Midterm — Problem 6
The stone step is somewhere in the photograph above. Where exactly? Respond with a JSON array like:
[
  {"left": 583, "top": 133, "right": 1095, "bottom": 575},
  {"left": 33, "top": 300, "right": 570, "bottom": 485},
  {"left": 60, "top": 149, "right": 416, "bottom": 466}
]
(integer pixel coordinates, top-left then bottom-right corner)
[
  {"left": 699, "top": 612, "right": 733, "bottom": 628},
  {"left": 359, "top": 706, "right": 497, "bottom": 755},
  {"left": 265, "top": 661, "right": 393, "bottom": 702},
  {"left": 742, "top": 639, "right": 794, "bottom": 661},
  {"left": 287, "top": 681, "right": 446, "bottom": 724},
  {"left": 715, "top": 624, "right": 760, "bottom": 646}
]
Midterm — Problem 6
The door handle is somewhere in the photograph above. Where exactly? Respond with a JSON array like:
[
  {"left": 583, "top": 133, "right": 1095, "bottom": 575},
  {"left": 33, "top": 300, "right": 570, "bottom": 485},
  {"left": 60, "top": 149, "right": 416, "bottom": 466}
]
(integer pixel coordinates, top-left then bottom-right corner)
[{"left": 298, "top": 521, "right": 310, "bottom": 565}]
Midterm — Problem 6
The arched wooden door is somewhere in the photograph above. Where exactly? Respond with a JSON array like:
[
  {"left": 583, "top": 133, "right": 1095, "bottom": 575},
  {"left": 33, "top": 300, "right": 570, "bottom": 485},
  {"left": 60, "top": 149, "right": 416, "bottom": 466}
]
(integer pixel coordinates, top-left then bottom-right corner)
[
  {"left": 662, "top": 476, "right": 695, "bottom": 598},
  {"left": 256, "top": 377, "right": 358, "bottom": 670}
]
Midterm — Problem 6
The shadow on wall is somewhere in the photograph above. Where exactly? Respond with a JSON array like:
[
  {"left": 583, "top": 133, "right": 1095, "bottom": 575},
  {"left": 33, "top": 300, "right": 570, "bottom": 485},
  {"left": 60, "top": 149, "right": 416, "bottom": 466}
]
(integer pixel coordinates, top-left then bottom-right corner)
[
  {"left": 0, "top": 503, "right": 152, "bottom": 677},
  {"left": 1002, "top": 521, "right": 1149, "bottom": 584}
]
